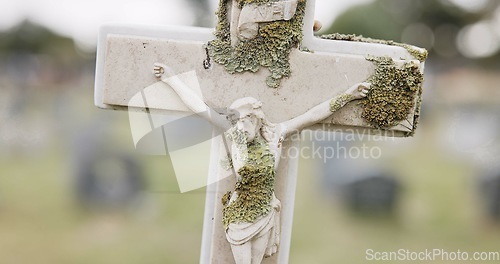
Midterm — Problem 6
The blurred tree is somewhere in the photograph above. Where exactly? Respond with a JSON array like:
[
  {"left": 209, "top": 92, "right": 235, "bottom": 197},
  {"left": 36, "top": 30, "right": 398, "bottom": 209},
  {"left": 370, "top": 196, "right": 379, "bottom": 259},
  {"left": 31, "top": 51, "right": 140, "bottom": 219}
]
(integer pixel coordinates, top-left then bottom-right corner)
[
  {"left": 324, "top": 0, "right": 500, "bottom": 69},
  {"left": 186, "top": 0, "right": 214, "bottom": 27},
  {"left": 0, "top": 20, "right": 90, "bottom": 114},
  {"left": 0, "top": 20, "right": 78, "bottom": 60}
]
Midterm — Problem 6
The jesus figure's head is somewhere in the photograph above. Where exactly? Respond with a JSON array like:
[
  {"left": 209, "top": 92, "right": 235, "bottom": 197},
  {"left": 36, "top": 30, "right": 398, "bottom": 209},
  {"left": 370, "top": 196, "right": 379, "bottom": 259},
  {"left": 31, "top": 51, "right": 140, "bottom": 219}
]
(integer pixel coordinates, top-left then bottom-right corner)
[{"left": 228, "top": 97, "right": 269, "bottom": 142}]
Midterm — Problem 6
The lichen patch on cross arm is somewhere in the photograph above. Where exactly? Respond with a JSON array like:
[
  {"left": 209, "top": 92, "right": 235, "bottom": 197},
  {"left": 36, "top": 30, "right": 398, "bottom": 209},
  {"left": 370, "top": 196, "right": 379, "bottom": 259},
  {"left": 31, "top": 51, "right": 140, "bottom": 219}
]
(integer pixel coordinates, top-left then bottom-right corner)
[
  {"left": 360, "top": 56, "right": 424, "bottom": 136},
  {"left": 207, "top": 0, "right": 307, "bottom": 88},
  {"left": 319, "top": 34, "right": 426, "bottom": 136}
]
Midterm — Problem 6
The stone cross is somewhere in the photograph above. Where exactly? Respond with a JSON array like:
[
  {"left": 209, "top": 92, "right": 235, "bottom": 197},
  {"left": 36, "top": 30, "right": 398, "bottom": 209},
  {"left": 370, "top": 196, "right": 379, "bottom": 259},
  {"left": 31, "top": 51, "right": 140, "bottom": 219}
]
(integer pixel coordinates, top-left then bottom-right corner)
[{"left": 94, "top": 0, "right": 427, "bottom": 263}]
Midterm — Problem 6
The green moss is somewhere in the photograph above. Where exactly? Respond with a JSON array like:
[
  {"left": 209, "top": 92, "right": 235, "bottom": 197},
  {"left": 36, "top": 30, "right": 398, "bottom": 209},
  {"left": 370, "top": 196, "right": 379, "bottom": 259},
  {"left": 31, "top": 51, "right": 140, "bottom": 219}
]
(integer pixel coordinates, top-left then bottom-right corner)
[
  {"left": 410, "top": 83, "right": 424, "bottom": 137},
  {"left": 222, "top": 130, "right": 276, "bottom": 229},
  {"left": 213, "top": 0, "right": 231, "bottom": 42},
  {"left": 208, "top": 0, "right": 307, "bottom": 88},
  {"left": 222, "top": 191, "right": 232, "bottom": 207},
  {"left": 220, "top": 155, "right": 233, "bottom": 170},
  {"left": 320, "top": 33, "right": 428, "bottom": 62},
  {"left": 236, "top": 0, "right": 270, "bottom": 7},
  {"left": 319, "top": 33, "right": 426, "bottom": 135},
  {"left": 361, "top": 56, "right": 424, "bottom": 134},
  {"left": 330, "top": 93, "right": 353, "bottom": 113}
]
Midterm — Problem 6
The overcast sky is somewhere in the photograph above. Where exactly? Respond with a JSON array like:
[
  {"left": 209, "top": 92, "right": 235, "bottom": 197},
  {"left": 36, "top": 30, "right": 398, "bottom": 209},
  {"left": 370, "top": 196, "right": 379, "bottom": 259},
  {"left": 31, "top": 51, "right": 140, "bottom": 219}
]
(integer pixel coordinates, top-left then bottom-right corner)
[{"left": 0, "top": 0, "right": 372, "bottom": 50}]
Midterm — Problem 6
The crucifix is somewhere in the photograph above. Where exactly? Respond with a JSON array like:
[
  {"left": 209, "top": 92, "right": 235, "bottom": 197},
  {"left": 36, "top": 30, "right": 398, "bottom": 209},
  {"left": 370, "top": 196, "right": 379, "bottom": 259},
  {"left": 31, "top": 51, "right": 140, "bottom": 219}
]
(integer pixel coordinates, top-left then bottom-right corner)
[{"left": 94, "top": 0, "right": 427, "bottom": 263}]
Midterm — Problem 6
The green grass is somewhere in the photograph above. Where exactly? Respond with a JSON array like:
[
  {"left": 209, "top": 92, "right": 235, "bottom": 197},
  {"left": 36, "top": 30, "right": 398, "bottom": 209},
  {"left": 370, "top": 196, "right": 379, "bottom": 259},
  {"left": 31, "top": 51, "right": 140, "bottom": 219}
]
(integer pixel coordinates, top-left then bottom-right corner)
[
  {"left": 0, "top": 150, "right": 206, "bottom": 264},
  {"left": 2, "top": 138, "right": 499, "bottom": 264},
  {"left": 289, "top": 132, "right": 500, "bottom": 263}
]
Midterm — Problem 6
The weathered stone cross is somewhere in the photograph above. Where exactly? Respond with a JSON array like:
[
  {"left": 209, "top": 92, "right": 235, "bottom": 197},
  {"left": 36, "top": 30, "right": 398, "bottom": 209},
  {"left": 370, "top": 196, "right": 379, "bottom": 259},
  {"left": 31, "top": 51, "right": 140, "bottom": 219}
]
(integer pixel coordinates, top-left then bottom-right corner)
[{"left": 94, "top": 0, "right": 426, "bottom": 263}]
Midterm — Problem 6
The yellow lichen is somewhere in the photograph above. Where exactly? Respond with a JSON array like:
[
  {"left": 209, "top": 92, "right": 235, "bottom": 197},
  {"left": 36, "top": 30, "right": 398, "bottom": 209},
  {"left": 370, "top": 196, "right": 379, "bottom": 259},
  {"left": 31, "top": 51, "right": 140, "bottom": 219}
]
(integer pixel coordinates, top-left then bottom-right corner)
[
  {"left": 330, "top": 93, "right": 353, "bottom": 113},
  {"left": 410, "top": 83, "right": 424, "bottom": 137},
  {"left": 222, "top": 191, "right": 232, "bottom": 207},
  {"left": 208, "top": 0, "right": 307, "bottom": 88},
  {"left": 320, "top": 33, "right": 428, "bottom": 62},
  {"left": 236, "top": 0, "right": 270, "bottom": 7},
  {"left": 319, "top": 34, "right": 426, "bottom": 135},
  {"left": 222, "top": 131, "right": 276, "bottom": 229}
]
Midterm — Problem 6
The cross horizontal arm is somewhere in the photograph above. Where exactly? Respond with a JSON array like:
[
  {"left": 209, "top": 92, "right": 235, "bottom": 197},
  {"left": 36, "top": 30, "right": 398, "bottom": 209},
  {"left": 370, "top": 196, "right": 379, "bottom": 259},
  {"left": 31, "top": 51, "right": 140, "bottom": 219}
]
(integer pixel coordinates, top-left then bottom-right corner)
[
  {"left": 94, "top": 1, "right": 427, "bottom": 264},
  {"left": 95, "top": 27, "right": 419, "bottom": 137}
]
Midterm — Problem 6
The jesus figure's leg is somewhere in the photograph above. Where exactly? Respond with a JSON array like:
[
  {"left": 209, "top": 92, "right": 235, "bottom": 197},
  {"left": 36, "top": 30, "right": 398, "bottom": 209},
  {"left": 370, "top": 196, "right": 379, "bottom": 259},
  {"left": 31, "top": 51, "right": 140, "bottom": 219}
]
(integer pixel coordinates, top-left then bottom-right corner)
[
  {"left": 230, "top": 241, "right": 252, "bottom": 264},
  {"left": 251, "top": 230, "right": 272, "bottom": 264}
]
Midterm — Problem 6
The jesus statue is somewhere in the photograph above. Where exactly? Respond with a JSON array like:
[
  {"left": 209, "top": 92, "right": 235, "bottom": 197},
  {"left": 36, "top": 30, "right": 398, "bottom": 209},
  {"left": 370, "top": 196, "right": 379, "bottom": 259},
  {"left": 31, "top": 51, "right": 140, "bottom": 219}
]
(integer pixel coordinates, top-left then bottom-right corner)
[{"left": 153, "top": 62, "right": 370, "bottom": 264}]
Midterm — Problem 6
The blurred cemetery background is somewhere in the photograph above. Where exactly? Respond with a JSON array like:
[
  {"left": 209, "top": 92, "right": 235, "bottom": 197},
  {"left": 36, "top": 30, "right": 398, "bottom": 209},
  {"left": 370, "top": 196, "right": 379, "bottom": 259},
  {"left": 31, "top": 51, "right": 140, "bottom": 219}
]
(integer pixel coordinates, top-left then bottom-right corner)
[{"left": 1, "top": 0, "right": 500, "bottom": 263}]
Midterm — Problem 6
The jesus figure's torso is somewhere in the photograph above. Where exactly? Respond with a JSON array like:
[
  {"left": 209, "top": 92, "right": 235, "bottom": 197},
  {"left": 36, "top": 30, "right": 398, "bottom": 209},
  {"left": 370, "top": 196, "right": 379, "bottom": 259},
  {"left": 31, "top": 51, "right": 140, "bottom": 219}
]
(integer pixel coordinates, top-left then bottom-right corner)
[{"left": 222, "top": 124, "right": 286, "bottom": 228}]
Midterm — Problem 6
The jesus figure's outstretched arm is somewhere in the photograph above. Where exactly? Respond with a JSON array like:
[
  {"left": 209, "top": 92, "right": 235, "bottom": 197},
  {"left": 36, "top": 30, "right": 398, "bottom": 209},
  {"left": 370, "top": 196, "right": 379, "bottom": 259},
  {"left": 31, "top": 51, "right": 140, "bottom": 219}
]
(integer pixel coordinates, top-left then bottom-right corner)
[
  {"left": 153, "top": 62, "right": 231, "bottom": 130},
  {"left": 281, "top": 83, "right": 370, "bottom": 138}
]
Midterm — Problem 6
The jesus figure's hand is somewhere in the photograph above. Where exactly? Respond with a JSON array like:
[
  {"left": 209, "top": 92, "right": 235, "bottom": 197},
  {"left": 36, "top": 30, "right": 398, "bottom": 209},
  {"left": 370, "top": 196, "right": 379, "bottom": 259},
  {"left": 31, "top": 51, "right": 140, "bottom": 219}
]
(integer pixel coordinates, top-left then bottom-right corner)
[{"left": 346, "top": 82, "right": 371, "bottom": 100}]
